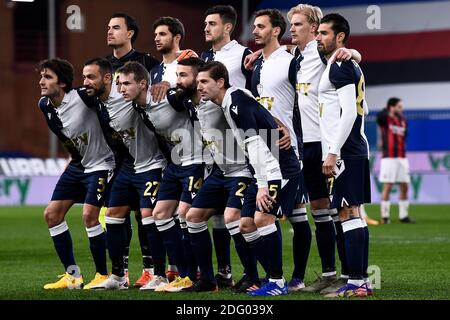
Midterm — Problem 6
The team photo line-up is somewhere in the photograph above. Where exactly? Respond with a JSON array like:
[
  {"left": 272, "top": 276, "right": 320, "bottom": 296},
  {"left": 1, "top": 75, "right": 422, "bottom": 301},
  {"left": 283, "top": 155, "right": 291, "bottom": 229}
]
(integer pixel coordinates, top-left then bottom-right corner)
[{"left": 39, "top": 3, "right": 374, "bottom": 297}]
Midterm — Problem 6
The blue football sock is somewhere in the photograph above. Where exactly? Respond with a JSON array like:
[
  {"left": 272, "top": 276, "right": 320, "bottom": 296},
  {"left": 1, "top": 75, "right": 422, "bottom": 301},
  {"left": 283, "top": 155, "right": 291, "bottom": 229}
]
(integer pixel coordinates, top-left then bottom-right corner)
[
  {"left": 188, "top": 221, "right": 215, "bottom": 282},
  {"left": 142, "top": 217, "right": 166, "bottom": 277},
  {"left": 260, "top": 223, "right": 283, "bottom": 279},
  {"left": 289, "top": 208, "right": 312, "bottom": 280},
  {"left": 243, "top": 230, "right": 270, "bottom": 275},
  {"left": 180, "top": 218, "right": 198, "bottom": 280},
  {"left": 123, "top": 213, "right": 132, "bottom": 270},
  {"left": 155, "top": 217, "right": 188, "bottom": 278},
  {"left": 362, "top": 219, "right": 370, "bottom": 278},
  {"left": 226, "top": 220, "right": 259, "bottom": 283},
  {"left": 342, "top": 218, "right": 365, "bottom": 281},
  {"left": 86, "top": 224, "right": 107, "bottom": 275},
  {"left": 330, "top": 209, "right": 349, "bottom": 276},
  {"left": 311, "top": 209, "right": 336, "bottom": 274},
  {"left": 105, "top": 217, "right": 126, "bottom": 277},
  {"left": 49, "top": 221, "right": 76, "bottom": 271},
  {"left": 135, "top": 212, "right": 152, "bottom": 269},
  {"left": 212, "top": 215, "right": 231, "bottom": 272}
]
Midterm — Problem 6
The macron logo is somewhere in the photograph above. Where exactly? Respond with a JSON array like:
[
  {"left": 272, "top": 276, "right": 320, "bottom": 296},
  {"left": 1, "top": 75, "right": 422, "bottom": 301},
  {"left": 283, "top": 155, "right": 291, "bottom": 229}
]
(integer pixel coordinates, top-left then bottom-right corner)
[
  {"left": 97, "top": 194, "right": 102, "bottom": 201},
  {"left": 231, "top": 105, "right": 238, "bottom": 115},
  {"left": 153, "top": 73, "right": 158, "bottom": 79},
  {"left": 47, "top": 113, "right": 52, "bottom": 120},
  {"left": 151, "top": 197, "right": 157, "bottom": 204}
]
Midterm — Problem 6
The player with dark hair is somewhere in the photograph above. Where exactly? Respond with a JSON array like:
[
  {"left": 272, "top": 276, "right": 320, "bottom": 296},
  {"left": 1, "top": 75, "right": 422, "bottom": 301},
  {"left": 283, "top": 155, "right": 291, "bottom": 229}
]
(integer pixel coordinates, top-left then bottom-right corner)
[
  {"left": 38, "top": 58, "right": 115, "bottom": 290},
  {"left": 106, "top": 13, "right": 159, "bottom": 75},
  {"left": 172, "top": 58, "right": 261, "bottom": 293},
  {"left": 105, "top": 13, "right": 160, "bottom": 288},
  {"left": 287, "top": 4, "right": 363, "bottom": 294},
  {"left": 377, "top": 97, "right": 414, "bottom": 224},
  {"left": 197, "top": 61, "right": 301, "bottom": 296},
  {"left": 121, "top": 59, "right": 206, "bottom": 292},
  {"left": 151, "top": 16, "right": 197, "bottom": 88},
  {"left": 250, "top": 8, "right": 311, "bottom": 293},
  {"left": 201, "top": 4, "right": 254, "bottom": 288},
  {"left": 82, "top": 60, "right": 167, "bottom": 290},
  {"left": 316, "top": 13, "right": 371, "bottom": 297}
]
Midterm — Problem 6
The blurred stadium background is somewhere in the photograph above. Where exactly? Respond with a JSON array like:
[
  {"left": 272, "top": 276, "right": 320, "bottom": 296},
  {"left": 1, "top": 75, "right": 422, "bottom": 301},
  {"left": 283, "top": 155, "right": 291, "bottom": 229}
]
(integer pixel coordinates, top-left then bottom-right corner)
[{"left": 0, "top": 0, "right": 449, "bottom": 300}]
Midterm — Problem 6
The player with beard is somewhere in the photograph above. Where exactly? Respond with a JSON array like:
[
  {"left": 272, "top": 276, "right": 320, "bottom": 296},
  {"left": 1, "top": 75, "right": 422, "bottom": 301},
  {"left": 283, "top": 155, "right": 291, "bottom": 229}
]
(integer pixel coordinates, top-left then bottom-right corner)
[
  {"left": 127, "top": 59, "right": 206, "bottom": 292},
  {"left": 105, "top": 13, "right": 160, "bottom": 287}
]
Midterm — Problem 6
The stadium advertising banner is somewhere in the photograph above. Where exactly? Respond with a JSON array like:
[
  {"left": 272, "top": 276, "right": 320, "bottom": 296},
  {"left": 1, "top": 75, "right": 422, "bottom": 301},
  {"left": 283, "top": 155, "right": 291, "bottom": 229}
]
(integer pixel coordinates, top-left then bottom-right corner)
[
  {"left": 0, "top": 158, "right": 68, "bottom": 205},
  {"left": 370, "top": 152, "right": 450, "bottom": 203},
  {"left": 0, "top": 154, "right": 450, "bottom": 205}
]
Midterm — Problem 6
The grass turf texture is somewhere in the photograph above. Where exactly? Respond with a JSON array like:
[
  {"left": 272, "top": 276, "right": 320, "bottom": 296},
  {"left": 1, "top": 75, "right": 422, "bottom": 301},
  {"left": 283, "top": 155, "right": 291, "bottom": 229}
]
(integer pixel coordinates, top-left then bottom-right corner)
[{"left": 0, "top": 205, "right": 449, "bottom": 300}]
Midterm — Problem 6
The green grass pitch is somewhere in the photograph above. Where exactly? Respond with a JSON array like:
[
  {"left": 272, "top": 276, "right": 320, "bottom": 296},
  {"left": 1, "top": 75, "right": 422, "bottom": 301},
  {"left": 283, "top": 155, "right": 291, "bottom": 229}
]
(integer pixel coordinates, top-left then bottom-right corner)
[{"left": 0, "top": 205, "right": 449, "bottom": 300}]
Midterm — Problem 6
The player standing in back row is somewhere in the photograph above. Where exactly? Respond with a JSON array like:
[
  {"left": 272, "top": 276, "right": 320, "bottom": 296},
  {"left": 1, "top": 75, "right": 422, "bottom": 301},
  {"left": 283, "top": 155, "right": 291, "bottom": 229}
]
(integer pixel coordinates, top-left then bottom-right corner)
[
  {"left": 250, "top": 8, "right": 309, "bottom": 292},
  {"left": 201, "top": 5, "right": 254, "bottom": 287},
  {"left": 105, "top": 13, "right": 160, "bottom": 287},
  {"left": 288, "top": 4, "right": 363, "bottom": 294}
]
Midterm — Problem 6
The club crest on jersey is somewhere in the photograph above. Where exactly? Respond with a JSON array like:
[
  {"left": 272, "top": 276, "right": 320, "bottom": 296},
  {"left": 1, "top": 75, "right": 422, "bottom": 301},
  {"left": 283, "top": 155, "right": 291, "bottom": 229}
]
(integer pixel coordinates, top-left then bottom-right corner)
[
  {"left": 107, "top": 169, "right": 115, "bottom": 183},
  {"left": 334, "top": 160, "right": 345, "bottom": 179},
  {"left": 341, "top": 197, "right": 349, "bottom": 207},
  {"left": 257, "top": 83, "right": 263, "bottom": 96}
]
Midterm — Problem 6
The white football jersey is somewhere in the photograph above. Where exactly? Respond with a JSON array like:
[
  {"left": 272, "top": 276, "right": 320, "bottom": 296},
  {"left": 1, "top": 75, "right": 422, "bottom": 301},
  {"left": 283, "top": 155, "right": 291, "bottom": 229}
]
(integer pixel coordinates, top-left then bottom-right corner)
[
  {"left": 201, "top": 40, "right": 252, "bottom": 89},
  {"left": 296, "top": 40, "right": 327, "bottom": 143},
  {"left": 39, "top": 88, "right": 115, "bottom": 173},
  {"left": 318, "top": 60, "right": 369, "bottom": 160},
  {"left": 136, "top": 89, "right": 203, "bottom": 166},
  {"left": 150, "top": 59, "right": 178, "bottom": 88},
  {"left": 196, "top": 100, "right": 252, "bottom": 178},
  {"left": 104, "top": 83, "right": 166, "bottom": 173},
  {"left": 251, "top": 46, "right": 301, "bottom": 157}
]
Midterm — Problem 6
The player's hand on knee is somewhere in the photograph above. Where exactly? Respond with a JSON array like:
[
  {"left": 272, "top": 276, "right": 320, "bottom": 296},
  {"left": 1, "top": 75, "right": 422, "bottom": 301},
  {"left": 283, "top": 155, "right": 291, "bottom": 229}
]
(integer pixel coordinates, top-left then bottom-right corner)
[{"left": 257, "top": 187, "right": 275, "bottom": 213}]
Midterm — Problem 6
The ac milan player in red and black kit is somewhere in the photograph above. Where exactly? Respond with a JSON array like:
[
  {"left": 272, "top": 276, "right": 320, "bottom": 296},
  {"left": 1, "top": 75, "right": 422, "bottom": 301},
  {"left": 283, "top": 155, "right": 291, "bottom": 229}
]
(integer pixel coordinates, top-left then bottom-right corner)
[{"left": 377, "top": 97, "right": 415, "bottom": 224}]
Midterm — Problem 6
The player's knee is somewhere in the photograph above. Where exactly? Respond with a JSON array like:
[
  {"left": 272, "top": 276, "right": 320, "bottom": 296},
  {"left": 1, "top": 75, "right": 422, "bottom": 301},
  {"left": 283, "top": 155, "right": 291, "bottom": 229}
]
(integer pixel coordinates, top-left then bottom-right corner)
[
  {"left": 254, "top": 213, "right": 275, "bottom": 228},
  {"left": 151, "top": 208, "right": 165, "bottom": 221},
  {"left": 105, "top": 207, "right": 127, "bottom": 219},
  {"left": 224, "top": 208, "right": 240, "bottom": 224},
  {"left": 239, "top": 218, "right": 256, "bottom": 234},
  {"left": 82, "top": 211, "right": 99, "bottom": 228},
  {"left": 177, "top": 202, "right": 191, "bottom": 218},
  {"left": 338, "top": 206, "right": 360, "bottom": 221},
  {"left": 186, "top": 208, "right": 207, "bottom": 223},
  {"left": 295, "top": 203, "right": 307, "bottom": 209},
  {"left": 44, "top": 207, "right": 63, "bottom": 227},
  {"left": 310, "top": 198, "right": 329, "bottom": 210},
  {"left": 185, "top": 209, "right": 198, "bottom": 223}
]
